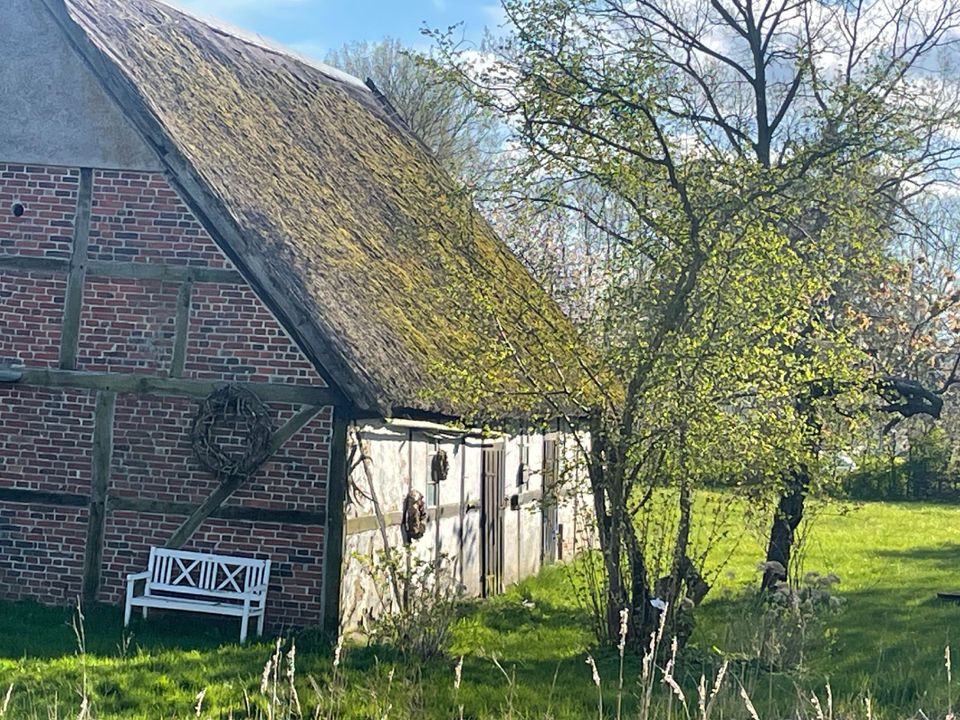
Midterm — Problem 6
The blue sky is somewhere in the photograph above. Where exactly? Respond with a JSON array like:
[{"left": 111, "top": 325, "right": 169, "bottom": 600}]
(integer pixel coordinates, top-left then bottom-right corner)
[{"left": 171, "top": 0, "right": 504, "bottom": 60}]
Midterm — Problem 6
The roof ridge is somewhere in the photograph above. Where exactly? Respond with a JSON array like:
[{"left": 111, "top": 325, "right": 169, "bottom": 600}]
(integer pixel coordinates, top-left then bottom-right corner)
[{"left": 151, "top": 0, "right": 370, "bottom": 92}]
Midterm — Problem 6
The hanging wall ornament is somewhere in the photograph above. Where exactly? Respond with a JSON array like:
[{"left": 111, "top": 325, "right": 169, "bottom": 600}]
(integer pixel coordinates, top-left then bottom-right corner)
[
  {"left": 402, "top": 489, "right": 427, "bottom": 543},
  {"left": 191, "top": 385, "right": 274, "bottom": 478},
  {"left": 431, "top": 450, "right": 449, "bottom": 484}
]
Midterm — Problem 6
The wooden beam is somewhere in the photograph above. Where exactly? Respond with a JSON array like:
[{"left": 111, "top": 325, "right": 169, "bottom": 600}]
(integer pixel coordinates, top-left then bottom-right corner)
[
  {"left": 321, "top": 411, "right": 349, "bottom": 635},
  {"left": 86, "top": 260, "right": 243, "bottom": 284},
  {"left": 0, "top": 487, "right": 326, "bottom": 525},
  {"left": 82, "top": 390, "right": 116, "bottom": 605},
  {"left": 59, "top": 168, "right": 93, "bottom": 370},
  {"left": 170, "top": 281, "right": 192, "bottom": 378},
  {"left": 107, "top": 496, "right": 327, "bottom": 525},
  {"left": 16, "top": 368, "right": 340, "bottom": 406},
  {"left": 0, "top": 488, "right": 88, "bottom": 507},
  {"left": 0, "top": 256, "right": 67, "bottom": 274},
  {"left": 0, "top": 254, "right": 246, "bottom": 284},
  {"left": 344, "top": 501, "right": 464, "bottom": 536},
  {"left": 164, "top": 404, "right": 327, "bottom": 549}
]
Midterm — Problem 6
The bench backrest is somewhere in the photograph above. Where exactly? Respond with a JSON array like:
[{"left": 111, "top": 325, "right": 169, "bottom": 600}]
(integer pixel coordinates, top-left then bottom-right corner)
[{"left": 146, "top": 547, "right": 271, "bottom": 602}]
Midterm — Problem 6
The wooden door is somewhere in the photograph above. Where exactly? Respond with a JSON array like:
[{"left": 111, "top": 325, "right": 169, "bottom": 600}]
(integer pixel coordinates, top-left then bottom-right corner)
[
  {"left": 542, "top": 436, "right": 560, "bottom": 564},
  {"left": 481, "top": 444, "right": 505, "bottom": 597}
]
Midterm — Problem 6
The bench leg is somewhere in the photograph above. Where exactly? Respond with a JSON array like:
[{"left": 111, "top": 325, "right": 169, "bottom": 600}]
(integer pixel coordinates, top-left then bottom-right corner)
[
  {"left": 124, "top": 581, "right": 135, "bottom": 627},
  {"left": 240, "top": 613, "right": 249, "bottom": 644},
  {"left": 142, "top": 607, "right": 148, "bottom": 620},
  {"left": 257, "top": 610, "right": 265, "bottom": 638}
]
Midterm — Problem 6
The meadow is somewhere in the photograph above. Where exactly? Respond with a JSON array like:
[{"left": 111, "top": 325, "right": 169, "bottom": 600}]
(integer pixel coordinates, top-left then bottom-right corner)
[{"left": 2, "top": 500, "right": 960, "bottom": 718}]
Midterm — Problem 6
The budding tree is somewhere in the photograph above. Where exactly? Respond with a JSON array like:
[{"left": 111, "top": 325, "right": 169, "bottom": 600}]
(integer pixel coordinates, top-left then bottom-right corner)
[{"left": 431, "top": 0, "right": 960, "bottom": 645}]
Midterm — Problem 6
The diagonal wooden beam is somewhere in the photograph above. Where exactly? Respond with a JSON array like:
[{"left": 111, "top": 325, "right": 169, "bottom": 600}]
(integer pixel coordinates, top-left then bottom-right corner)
[{"left": 164, "top": 404, "right": 327, "bottom": 549}]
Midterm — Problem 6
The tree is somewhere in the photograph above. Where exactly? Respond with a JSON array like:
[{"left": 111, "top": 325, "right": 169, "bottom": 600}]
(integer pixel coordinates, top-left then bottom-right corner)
[{"left": 432, "top": 0, "right": 960, "bottom": 645}]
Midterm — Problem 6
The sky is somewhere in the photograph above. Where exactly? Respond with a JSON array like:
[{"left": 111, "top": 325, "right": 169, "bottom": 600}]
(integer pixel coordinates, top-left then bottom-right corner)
[{"left": 170, "top": 0, "right": 504, "bottom": 61}]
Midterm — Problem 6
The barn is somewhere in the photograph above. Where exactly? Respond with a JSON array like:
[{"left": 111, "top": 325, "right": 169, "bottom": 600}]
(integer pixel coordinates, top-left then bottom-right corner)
[{"left": 0, "top": 0, "right": 587, "bottom": 634}]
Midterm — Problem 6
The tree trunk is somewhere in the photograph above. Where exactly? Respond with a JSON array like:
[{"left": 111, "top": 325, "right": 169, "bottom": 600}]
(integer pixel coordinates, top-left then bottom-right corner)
[
  {"left": 625, "top": 518, "right": 656, "bottom": 644},
  {"left": 761, "top": 465, "right": 809, "bottom": 590},
  {"left": 586, "top": 416, "right": 655, "bottom": 646},
  {"left": 663, "top": 479, "right": 692, "bottom": 606}
]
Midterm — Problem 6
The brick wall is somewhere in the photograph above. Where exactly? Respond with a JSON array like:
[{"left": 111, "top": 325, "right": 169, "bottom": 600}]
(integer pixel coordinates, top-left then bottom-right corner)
[
  {"left": 0, "top": 164, "right": 78, "bottom": 367},
  {"left": 0, "top": 505, "right": 87, "bottom": 605},
  {"left": 0, "top": 271, "right": 66, "bottom": 367},
  {"left": 101, "top": 514, "right": 327, "bottom": 627},
  {"left": 0, "top": 387, "right": 95, "bottom": 495},
  {"left": 0, "top": 163, "right": 333, "bottom": 629},
  {"left": 88, "top": 170, "right": 227, "bottom": 267},
  {"left": 0, "top": 164, "right": 78, "bottom": 259},
  {"left": 77, "top": 277, "right": 180, "bottom": 374},
  {"left": 186, "top": 283, "right": 321, "bottom": 383}
]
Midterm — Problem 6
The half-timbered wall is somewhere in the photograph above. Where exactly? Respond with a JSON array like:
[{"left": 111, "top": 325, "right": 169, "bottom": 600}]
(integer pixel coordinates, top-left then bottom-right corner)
[
  {"left": 0, "top": 162, "right": 336, "bottom": 629},
  {"left": 340, "top": 423, "right": 585, "bottom": 631}
]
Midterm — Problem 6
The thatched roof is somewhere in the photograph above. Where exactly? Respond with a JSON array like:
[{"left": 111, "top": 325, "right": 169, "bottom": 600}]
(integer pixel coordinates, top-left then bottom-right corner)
[{"left": 45, "top": 0, "right": 582, "bottom": 419}]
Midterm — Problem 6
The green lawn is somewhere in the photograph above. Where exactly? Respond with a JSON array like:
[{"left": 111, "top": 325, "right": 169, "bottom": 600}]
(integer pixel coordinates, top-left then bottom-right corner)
[
  {"left": 696, "top": 500, "right": 960, "bottom": 716},
  {"left": 1, "top": 500, "right": 960, "bottom": 718}
]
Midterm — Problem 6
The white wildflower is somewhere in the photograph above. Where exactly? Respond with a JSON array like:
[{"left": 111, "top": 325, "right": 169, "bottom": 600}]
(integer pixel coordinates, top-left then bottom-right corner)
[
  {"left": 333, "top": 634, "right": 344, "bottom": 670},
  {"left": 586, "top": 654, "right": 601, "bottom": 688}
]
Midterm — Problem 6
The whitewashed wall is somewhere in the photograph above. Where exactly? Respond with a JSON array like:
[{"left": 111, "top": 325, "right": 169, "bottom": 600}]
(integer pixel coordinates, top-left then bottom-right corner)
[
  {"left": 0, "top": 0, "right": 162, "bottom": 171},
  {"left": 338, "top": 421, "right": 590, "bottom": 631}
]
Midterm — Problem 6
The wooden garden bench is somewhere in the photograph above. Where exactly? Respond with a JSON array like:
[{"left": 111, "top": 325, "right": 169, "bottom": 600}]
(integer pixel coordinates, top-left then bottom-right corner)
[{"left": 124, "top": 547, "right": 272, "bottom": 643}]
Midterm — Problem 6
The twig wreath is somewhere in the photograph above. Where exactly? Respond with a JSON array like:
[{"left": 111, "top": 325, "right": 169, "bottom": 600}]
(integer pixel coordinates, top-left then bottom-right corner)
[
  {"left": 191, "top": 385, "right": 274, "bottom": 477},
  {"left": 431, "top": 450, "right": 449, "bottom": 484}
]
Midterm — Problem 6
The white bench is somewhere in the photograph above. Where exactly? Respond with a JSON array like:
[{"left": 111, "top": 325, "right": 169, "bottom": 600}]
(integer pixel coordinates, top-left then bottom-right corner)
[{"left": 124, "top": 547, "right": 272, "bottom": 643}]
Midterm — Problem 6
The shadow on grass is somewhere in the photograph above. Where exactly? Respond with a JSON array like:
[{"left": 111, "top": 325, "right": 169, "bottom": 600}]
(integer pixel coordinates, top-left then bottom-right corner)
[
  {"left": 0, "top": 586, "right": 610, "bottom": 719},
  {"left": 8, "top": 551, "right": 959, "bottom": 720},
  {"left": 0, "top": 600, "right": 262, "bottom": 660},
  {"left": 874, "top": 542, "right": 960, "bottom": 574}
]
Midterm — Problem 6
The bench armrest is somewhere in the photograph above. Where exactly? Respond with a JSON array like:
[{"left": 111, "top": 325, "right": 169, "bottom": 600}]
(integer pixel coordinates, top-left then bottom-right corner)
[
  {"left": 250, "top": 582, "right": 270, "bottom": 595},
  {"left": 126, "top": 571, "right": 151, "bottom": 583}
]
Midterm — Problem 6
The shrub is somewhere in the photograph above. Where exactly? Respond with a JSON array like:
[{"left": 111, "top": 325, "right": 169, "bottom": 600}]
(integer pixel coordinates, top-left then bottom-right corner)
[
  {"left": 719, "top": 568, "right": 843, "bottom": 674},
  {"left": 360, "top": 548, "right": 465, "bottom": 662}
]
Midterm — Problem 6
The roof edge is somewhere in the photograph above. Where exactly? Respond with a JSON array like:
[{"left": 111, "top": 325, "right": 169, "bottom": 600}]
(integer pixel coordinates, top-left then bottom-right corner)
[{"left": 153, "top": 0, "right": 370, "bottom": 93}]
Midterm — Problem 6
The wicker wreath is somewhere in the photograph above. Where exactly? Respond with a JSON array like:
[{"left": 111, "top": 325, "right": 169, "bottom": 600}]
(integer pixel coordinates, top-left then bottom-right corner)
[
  {"left": 431, "top": 450, "right": 449, "bottom": 484},
  {"left": 191, "top": 385, "right": 274, "bottom": 477}
]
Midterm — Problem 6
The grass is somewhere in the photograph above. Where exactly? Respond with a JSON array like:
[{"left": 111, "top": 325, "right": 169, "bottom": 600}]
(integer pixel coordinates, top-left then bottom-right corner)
[
  {"left": 1, "top": 499, "right": 960, "bottom": 717},
  {"left": 695, "top": 499, "right": 960, "bottom": 716}
]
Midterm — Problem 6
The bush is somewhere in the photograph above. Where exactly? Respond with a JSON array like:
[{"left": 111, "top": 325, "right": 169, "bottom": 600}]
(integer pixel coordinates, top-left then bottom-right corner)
[
  {"left": 360, "top": 548, "right": 465, "bottom": 662},
  {"left": 722, "top": 569, "right": 843, "bottom": 673}
]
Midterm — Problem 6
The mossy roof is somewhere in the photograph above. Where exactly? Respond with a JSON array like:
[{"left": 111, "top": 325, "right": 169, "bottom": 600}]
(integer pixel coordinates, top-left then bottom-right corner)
[{"left": 53, "top": 0, "right": 582, "bottom": 418}]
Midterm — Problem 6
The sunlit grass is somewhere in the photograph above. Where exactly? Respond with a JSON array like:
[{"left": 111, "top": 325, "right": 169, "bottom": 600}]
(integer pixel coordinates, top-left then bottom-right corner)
[{"left": 0, "top": 499, "right": 958, "bottom": 717}]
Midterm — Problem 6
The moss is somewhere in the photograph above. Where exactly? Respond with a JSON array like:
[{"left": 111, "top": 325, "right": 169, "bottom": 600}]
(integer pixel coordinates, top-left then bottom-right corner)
[{"left": 67, "top": 0, "right": 585, "bottom": 417}]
